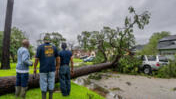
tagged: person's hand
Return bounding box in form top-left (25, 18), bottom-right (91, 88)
top-left (34, 68), bottom-right (37, 75)
top-left (55, 70), bottom-right (58, 76)
top-left (71, 69), bottom-right (74, 76)
top-left (56, 67), bottom-right (59, 76)
top-left (33, 68), bottom-right (37, 79)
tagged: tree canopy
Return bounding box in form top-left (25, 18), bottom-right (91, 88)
top-left (78, 7), bottom-right (151, 64)
top-left (0, 27), bottom-right (34, 63)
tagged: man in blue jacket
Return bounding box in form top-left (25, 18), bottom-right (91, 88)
top-left (34, 35), bottom-right (59, 99)
top-left (16, 39), bottom-right (33, 99)
top-left (58, 43), bottom-right (74, 96)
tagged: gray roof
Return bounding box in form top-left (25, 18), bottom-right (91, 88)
top-left (159, 35), bottom-right (176, 42)
top-left (157, 41), bottom-right (176, 50)
top-left (158, 35), bottom-right (176, 50)
top-left (158, 44), bottom-right (176, 50)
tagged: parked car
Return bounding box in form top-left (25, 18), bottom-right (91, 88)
top-left (139, 55), bottom-right (169, 74)
top-left (80, 55), bottom-right (88, 59)
top-left (83, 56), bottom-right (95, 62)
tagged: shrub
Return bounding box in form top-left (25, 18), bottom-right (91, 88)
top-left (114, 56), bottom-right (142, 75)
top-left (157, 61), bottom-right (176, 78)
top-left (93, 52), bottom-right (105, 64)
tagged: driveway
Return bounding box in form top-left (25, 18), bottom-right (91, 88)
top-left (94, 73), bottom-right (176, 99)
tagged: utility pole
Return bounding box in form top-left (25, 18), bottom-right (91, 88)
top-left (1, 0), bottom-right (14, 69)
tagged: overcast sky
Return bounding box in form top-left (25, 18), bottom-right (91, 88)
top-left (0, 0), bottom-right (176, 46)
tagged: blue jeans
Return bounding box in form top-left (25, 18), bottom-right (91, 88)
top-left (16, 73), bottom-right (29, 87)
top-left (39, 72), bottom-right (55, 92)
top-left (59, 65), bottom-right (71, 96)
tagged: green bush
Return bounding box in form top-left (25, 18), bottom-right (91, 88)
top-left (157, 61), bottom-right (176, 78)
top-left (93, 52), bottom-right (105, 64)
top-left (114, 56), bottom-right (142, 75)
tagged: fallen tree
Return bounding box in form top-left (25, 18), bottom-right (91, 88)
top-left (0, 62), bottom-right (112, 95)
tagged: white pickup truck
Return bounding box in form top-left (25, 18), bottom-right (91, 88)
top-left (139, 55), bottom-right (169, 74)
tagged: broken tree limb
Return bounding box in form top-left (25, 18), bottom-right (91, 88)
top-left (72, 62), bottom-right (112, 78)
top-left (0, 62), bottom-right (113, 95)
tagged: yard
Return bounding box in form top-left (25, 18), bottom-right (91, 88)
top-left (0, 82), bottom-right (104, 99)
top-left (0, 58), bottom-right (104, 99)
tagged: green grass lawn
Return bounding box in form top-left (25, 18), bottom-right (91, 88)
top-left (0, 83), bottom-right (104, 99)
top-left (73, 58), bottom-right (83, 63)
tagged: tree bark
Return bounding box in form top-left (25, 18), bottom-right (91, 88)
top-left (1, 0), bottom-right (14, 69)
top-left (0, 62), bottom-right (113, 95)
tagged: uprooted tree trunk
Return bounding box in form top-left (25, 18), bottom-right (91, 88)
top-left (0, 62), bottom-right (113, 95)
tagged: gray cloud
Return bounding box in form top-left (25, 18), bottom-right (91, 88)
top-left (0, 0), bottom-right (176, 46)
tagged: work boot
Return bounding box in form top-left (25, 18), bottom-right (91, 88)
top-left (20, 87), bottom-right (27, 99)
top-left (15, 86), bottom-right (21, 98)
top-left (49, 90), bottom-right (53, 99)
top-left (42, 91), bottom-right (46, 99)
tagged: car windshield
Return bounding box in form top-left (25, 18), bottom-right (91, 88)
top-left (147, 56), bottom-right (156, 61)
top-left (159, 56), bottom-right (168, 62)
